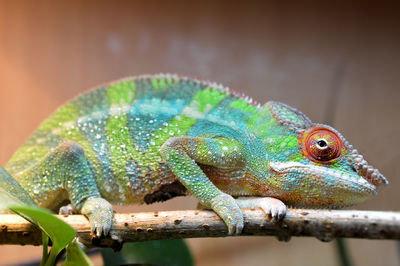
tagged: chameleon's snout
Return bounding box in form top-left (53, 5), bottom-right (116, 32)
top-left (269, 161), bottom-right (378, 207)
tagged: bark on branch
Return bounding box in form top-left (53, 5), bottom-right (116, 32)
top-left (0, 209), bottom-right (399, 248)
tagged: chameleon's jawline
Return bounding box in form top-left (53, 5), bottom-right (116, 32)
top-left (269, 161), bottom-right (377, 196)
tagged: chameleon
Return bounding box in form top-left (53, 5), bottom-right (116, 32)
top-left (0, 73), bottom-right (388, 236)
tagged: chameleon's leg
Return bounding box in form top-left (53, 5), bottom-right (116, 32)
top-left (36, 141), bottom-right (113, 237)
top-left (160, 137), bottom-right (246, 235)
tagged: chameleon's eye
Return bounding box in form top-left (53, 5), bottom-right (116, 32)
top-left (301, 127), bottom-right (343, 163)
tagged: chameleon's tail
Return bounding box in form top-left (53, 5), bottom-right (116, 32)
top-left (0, 166), bottom-right (37, 210)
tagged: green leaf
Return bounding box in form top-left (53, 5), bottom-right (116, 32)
top-left (101, 239), bottom-right (194, 266)
top-left (63, 241), bottom-right (93, 266)
top-left (9, 205), bottom-right (75, 246)
top-left (9, 205), bottom-right (76, 265)
top-left (41, 231), bottom-right (49, 265)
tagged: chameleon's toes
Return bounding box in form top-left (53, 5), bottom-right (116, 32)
top-left (81, 197), bottom-right (114, 237)
top-left (258, 197), bottom-right (287, 221)
top-left (230, 217), bottom-right (244, 235)
top-left (224, 211), bottom-right (244, 235)
top-left (225, 212), bottom-right (244, 235)
top-left (210, 193), bottom-right (244, 235)
top-left (91, 220), bottom-right (112, 237)
top-left (59, 204), bottom-right (74, 215)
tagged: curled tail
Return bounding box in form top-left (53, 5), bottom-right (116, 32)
top-left (0, 166), bottom-right (37, 209)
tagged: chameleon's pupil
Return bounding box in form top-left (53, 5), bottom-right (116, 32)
top-left (317, 139), bottom-right (328, 148)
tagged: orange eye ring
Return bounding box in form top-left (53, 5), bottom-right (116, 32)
top-left (300, 127), bottom-right (343, 163)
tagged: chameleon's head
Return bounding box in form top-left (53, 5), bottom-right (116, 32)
top-left (258, 101), bottom-right (388, 208)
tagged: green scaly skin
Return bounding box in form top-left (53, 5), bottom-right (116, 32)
top-left (1, 74), bottom-right (388, 236)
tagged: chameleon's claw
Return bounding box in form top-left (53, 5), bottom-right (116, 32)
top-left (81, 197), bottom-right (114, 237)
top-left (210, 193), bottom-right (244, 235)
top-left (232, 219), bottom-right (244, 235)
top-left (91, 221), bottom-right (105, 237)
top-left (277, 207), bottom-right (286, 220)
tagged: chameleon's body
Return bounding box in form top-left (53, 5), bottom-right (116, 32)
top-left (2, 74), bottom-right (387, 235)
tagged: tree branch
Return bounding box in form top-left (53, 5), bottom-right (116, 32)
top-left (1, 209), bottom-right (399, 248)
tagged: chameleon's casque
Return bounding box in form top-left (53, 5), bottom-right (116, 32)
top-left (2, 74), bottom-right (387, 235)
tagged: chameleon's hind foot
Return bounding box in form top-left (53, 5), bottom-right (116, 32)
top-left (81, 197), bottom-right (114, 237)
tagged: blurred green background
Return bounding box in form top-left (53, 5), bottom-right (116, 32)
top-left (0, 1), bottom-right (399, 265)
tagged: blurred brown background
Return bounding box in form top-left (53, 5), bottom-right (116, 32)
top-left (0, 1), bottom-right (399, 265)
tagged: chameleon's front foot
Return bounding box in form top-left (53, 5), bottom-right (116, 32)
top-left (210, 193), bottom-right (244, 235)
top-left (81, 198), bottom-right (114, 237)
top-left (59, 204), bottom-right (74, 215)
top-left (257, 197), bottom-right (287, 220)
top-left (236, 197), bottom-right (289, 241)
top-left (236, 197), bottom-right (287, 220)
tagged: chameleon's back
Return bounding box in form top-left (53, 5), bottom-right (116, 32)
top-left (6, 74), bottom-right (259, 206)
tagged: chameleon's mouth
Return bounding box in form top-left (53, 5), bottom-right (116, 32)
top-left (269, 161), bottom-right (377, 196)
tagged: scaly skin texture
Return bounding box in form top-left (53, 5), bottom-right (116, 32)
top-left (3, 74), bottom-right (388, 236)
